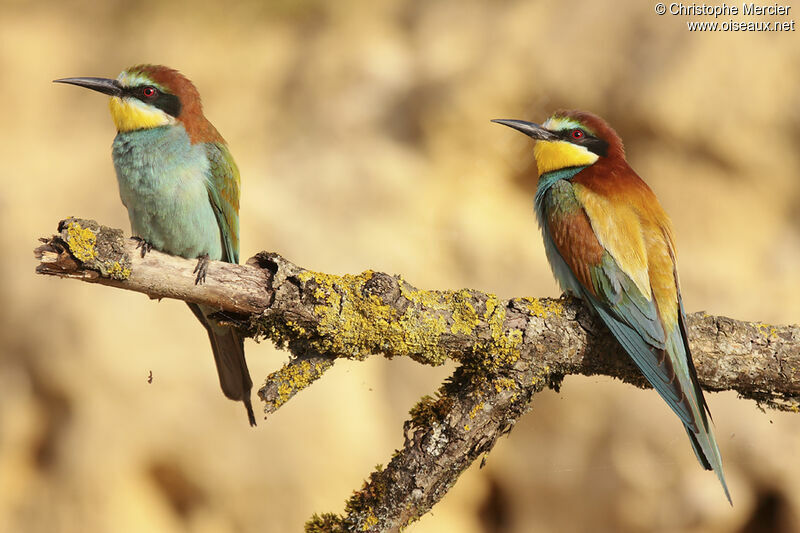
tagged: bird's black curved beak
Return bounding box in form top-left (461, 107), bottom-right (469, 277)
top-left (53, 77), bottom-right (123, 97)
top-left (491, 119), bottom-right (557, 141)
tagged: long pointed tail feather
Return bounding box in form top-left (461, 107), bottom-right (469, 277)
top-left (685, 425), bottom-right (731, 504)
top-left (188, 303), bottom-right (255, 426)
top-left (585, 292), bottom-right (730, 502)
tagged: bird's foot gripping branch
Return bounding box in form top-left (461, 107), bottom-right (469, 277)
top-left (35, 218), bottom-right (800, 532)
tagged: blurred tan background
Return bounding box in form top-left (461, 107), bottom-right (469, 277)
top-left (1, 0), bottom-right (799, 531)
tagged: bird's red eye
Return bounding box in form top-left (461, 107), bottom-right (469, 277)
top-left (571, 129), bottom-right (585, 140)
top-left (142, 86), bottom-right (157, 98)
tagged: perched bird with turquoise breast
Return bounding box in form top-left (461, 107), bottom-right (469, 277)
top-left (493, 110), bottom-right (730, 502)
top-left (55, 65), bottom-right (255, 425)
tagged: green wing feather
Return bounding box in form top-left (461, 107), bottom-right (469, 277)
top-left (585, 253), bottom-right (729, 500)
top-left (586, 253), bottom-right (699, 428)
top-left (578, 236), bottom-right (729, 501)
top-left (197, 141), bottom-right (253, 425)
top-left (204, 142), bottom-right (240, 264)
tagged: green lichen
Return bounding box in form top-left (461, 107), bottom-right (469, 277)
top-left (65, 221), bottom-right (97, 262)
top-left (305, 513), bottom-right (344, 533)
top-left (341, 469), bottom-right (391, 533)
top-left (408, 394), bottom-right (455, 428)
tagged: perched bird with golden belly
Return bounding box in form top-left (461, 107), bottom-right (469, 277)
top-left (55, 65), bottom-right (254, 425)
top-left (493, 110), bottom-right (730, 502)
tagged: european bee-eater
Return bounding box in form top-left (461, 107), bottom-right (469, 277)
top-left (55, 65), bottom-right (255, 426)
top-left (493, 111), bottom-right (730, 502)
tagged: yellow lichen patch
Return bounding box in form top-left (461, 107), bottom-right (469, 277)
top-left (531, 366), bottom-right (550, 386)
top-left (469, 401), bottom-right (484, 419)
top-left (492, 377), bottom-right (517, 394)
top-left (398, 281), bottom-right (448, 311)
top-left (285, 321), bottom-right (306, 336)
top-left (464, 424), bottom-right (471, 431)
top-left (484, 294), bottom-right (498, 320)
top-left (521, 297), bottom-right (564, 318)
top-left (264, 269), bottom-right (526, 373)
top-left (450, 289), bottom-right (480, 335)
top-left (361, 514), bottom-right (378, 531)
top-left (65, 221), bottom-right (97, 263)
top-left (451, 292), bottom-right (525, 375)
top-left (757, 323), bottom-right (778, 339)
top-left (105, 261), bottom-right (131, 280)
top-left (292, 269), bottom-right (452, 365)
top-left (269, 359), bottom-right (331, 409)
top-left (491, 377), bottom-right (519, 403)
top-left (527, 365), bottom-right (556, 396)
top-left (479, 298), bottom-right (524, 371)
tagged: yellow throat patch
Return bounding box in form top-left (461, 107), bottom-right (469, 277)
top-left (108, 96), bottom-right (173, 132)
top-left (533, 117), bottom-right (599, 175)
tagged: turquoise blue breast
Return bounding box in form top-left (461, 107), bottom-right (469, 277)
top-left (111, 125), bottom-right (223, 260)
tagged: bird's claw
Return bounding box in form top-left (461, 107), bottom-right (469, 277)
top-left (132, 237), bottom-right (153, 258)
top-left (193, 254), bottom-right (210, 285)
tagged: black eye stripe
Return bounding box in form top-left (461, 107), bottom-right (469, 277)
top-left (583, 137), bottom-right (609, 157)
top-left (559, 128), bottom-right (589, 141)
top-left (558, 127), bottom-right (608, 157)
top-left (124, 85), bottom-right (182, 118)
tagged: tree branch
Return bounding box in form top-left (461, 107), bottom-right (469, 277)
top-left (35, 218), bottom-right (800, 532)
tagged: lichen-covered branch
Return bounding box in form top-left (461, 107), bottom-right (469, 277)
top-left (35, 218), bottom-right (800, 532)
top-left (36, 218), bottom-right (272, 312)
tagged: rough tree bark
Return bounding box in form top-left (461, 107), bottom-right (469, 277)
top-left (35, 218), bottom-right (800, 532)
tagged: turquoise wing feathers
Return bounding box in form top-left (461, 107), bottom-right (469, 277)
top-left (204, 141), bottom-right (241, 264)
top-left (586, 254), bottom-right (701, 429)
